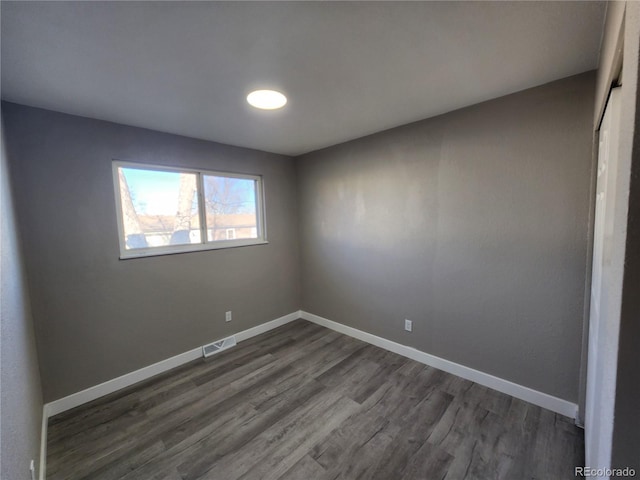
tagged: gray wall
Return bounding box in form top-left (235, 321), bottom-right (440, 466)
top-left (1, 116), bottom-right (44, 477)
top-left (297, 72), bottom-right (595, 402)
top-left (3, 102), bottom-right (300, 402)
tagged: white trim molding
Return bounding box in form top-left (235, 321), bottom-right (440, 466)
top-left (300, 311), bottom-right (578, 419)
top-left (235, 311), bottom-right (300, 343)
top-left (43, 311), bottom-right (300, 419)
top-left (39, 405), bottom-right (49, 480)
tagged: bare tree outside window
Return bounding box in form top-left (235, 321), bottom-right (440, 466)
top-left (203, 175), bottom-right (258, 242)
top-left (118, 168), bottom-right (148, 249)
top-left (171, 173), bottom-right (198, 245)
top-left (118, 168), bottom-right (200, 249)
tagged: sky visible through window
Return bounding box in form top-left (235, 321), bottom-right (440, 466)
top-left (123, 168), bottom-right (183, 215)
top-left (122, 168), bottom-right (256, 216)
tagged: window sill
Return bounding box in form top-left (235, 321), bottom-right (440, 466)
top-left (119, 240), bottom-right (269, 260)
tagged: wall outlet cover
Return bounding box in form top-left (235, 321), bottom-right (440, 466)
top-left (405, 319), bottom-right (413, 332)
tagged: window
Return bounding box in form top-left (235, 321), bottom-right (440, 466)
top-left (113, 161), bottom-right (266, 258)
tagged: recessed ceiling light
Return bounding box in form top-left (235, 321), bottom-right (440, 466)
top-left (247, 89), bottom-right (287, 110)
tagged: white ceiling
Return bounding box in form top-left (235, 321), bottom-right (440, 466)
top-left (1, 1), bottom-right (605, 156)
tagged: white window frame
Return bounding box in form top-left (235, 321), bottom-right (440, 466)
top-left (112, 160), bottom-right (267, 259)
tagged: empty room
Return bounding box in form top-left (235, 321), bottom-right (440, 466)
top-left (1, 1), bottom-right (639, 479)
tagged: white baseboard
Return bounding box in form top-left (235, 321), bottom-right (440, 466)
top-left (300, 310), bottom-right (578, 419)
top-left (235, 311), bottom-right (301, 343)
top-left (44, 311), bottom-right (300, 419)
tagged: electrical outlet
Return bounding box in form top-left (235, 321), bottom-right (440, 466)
top-left (404, 319), bottom-right (412, 332)
top-left (29, 460), bottom-right (35, 480)
top-left (225, 311), bottom-right (232, 322)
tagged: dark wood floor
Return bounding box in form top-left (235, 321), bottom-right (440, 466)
top-left (47, 320), bottom-right (584, 480)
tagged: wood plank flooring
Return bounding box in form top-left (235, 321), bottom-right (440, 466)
top-left (47, 320), bottom-right (584, 480)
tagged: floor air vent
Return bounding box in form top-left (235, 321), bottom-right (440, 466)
top-left (202, 336), bottom-right (237, 358)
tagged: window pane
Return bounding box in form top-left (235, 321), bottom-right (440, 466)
top-left (202, 175), bottom-right (258, 242)
top-left (118, 167), bottom-right (200, 249)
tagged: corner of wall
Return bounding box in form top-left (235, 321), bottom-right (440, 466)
top-left (1, 109), bottom-right (45, 480)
